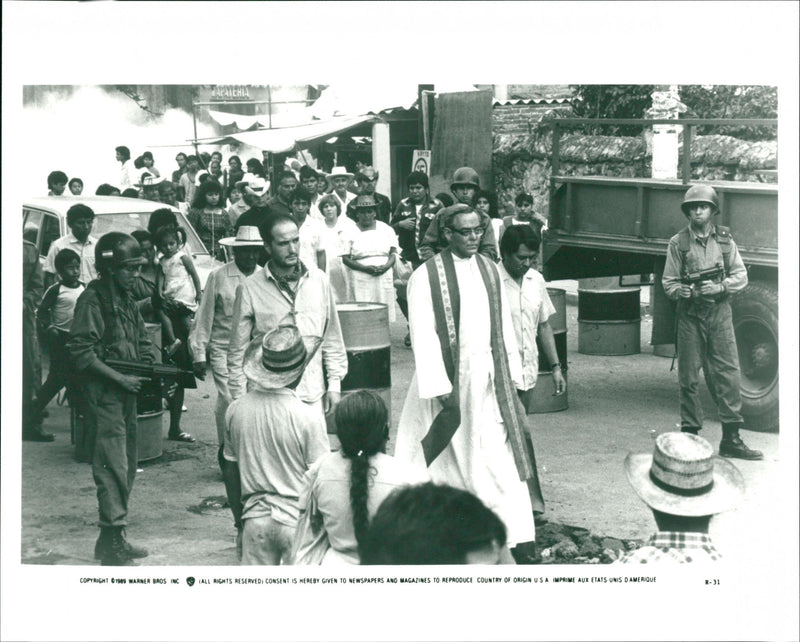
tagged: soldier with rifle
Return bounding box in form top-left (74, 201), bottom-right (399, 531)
top-left (662, 185), bottom-right (762, 460)
top-left (68, 232), bottom-right (174, 565)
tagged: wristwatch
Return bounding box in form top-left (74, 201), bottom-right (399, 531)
top-left (551, 361), bottom-right (561, 370)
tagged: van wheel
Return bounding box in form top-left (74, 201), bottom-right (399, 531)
top-left (732, 280), bottom-right (779, 432)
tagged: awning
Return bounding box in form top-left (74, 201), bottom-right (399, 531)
top-left (207, 108), bottom-right (313, 130)
top-left (193, 114), bottom-right (379, 152)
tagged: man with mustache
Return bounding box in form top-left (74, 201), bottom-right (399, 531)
top-left (227, 214), bottom-right (347, 425)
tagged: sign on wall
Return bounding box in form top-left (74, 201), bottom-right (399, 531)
top-left (211, 85), bottom-right (251, 101)
top-left (411, 150), bottom-right (431, 176)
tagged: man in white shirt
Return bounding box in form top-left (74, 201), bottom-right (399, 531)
top-left (289, 187), bottom-right (326, 271)
top-left (327, 166), bottom-right (355, 215)
top-left (115, 146), bottom-right (137, 192)
top-left (223, 324), bottom-right (329, 564)
top-left (498, 225), bottom-right (566, 401)
top-left (44, 203), bottom-right (98, 289)
top-left (189, 226), bottom-right (263, 462)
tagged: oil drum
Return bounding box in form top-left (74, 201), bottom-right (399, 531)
top-left (522, 287), bottom-right (569, 414)
top-left (326, 302), bottom-right (391, 434)
top-left (578, 278), bottom-right (641, 356)
top-left (136, 323), bottom-right (164, 462)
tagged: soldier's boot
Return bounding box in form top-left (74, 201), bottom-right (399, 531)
top-left (94, 526), bottom-right (111, 560)
top-left (719, 422), bottom-right (763, 461)
top-left (99, 527), bottom-right (136, 566)
top-left (680, 426), bottom-right (700, 436)
top-left (95, 526), bottom-right (148, 560)
top-left (119, 528), bottom-right (149, 559)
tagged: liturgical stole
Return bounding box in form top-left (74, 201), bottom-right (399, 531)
top-left (421, 250), bottom-right (543, 498)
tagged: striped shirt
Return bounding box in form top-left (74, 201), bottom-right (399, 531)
top-left (617, 531), bottom-right (722, 564)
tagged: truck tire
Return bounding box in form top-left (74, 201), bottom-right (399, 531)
top-left (731, 280), bottom-right (779, 432)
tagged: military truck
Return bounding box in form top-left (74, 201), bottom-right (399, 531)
top-left (542, 118), bottom-right (778, 432)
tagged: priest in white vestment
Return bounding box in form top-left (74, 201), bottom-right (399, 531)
top-left (395, 205), bottom-right (543, 548)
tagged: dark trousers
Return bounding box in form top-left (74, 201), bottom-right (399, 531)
top-left (36, 330), bottom-right (77, 412)
top-left (84, 379), bottom-right (138, 527)
top-left (22, 311), bottom-right (41, 430)
top-left (677, 300), bottom-right (743, 430)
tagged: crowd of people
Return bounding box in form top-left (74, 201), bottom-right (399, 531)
top-left (23, 145), bottom-right (758, 566)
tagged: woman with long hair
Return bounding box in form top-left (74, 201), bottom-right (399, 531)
top-left (223, 155), bottom-right (245, 201)
top-left (291, 391), bottom-right (427, 565)
top-left (188, 180), bottom-right (232, 261)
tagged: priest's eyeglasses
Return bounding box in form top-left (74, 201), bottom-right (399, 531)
top-left (448, 226), bottom-right (485, 238)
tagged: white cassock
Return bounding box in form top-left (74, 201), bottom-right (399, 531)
top-left (394, 253), bottom-right (536, 546)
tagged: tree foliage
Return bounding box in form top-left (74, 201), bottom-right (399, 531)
top-left (568, 84), bottom-right (777, 141)
top-left (569, 85), bottom-right (655, 135)
top-left (679, 85), bottom-right (777, 140)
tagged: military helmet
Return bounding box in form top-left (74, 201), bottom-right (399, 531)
top-left (95, 232), bottom-right (147, 273)
top-left (450, 167), bottom-right (481, 191)
top-left (681, 185), bottom-right (720, 216)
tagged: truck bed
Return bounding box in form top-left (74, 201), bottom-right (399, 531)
top-left (547, 176), bottom-right (778, 275)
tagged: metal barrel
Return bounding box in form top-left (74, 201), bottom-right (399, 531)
top-left (326, 302), bottom-right (391, 434)
top-left (577, 278), bottom-right (641, 356)
top-left (137, 323), bottom-right (164, 462)
top-left (524, 287), bottom-right (569, 414)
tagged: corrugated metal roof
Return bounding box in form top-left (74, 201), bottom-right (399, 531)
top-left (492, 97), bottom-right (572, 106)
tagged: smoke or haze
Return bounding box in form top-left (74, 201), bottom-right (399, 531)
top-left (23, 86), bottom-right (219, 196)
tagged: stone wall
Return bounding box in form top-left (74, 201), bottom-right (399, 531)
top-left (492, 103), bottom-right (572, 135)
top-left (492, 127), bottom-right (777, 219)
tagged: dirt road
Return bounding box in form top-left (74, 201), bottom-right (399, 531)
top-left (20, 293), bottom-right (780, 566)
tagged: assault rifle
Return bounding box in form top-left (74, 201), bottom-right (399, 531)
top-left (105, 358), bottom-right (197, 389)
top-left (682, 263), bottom-right (725, 298)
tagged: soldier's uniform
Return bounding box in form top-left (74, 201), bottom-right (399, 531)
top-left (661, 185), bottom-right (762, 460)
top-left (68, 278), bottom-right (154, 540)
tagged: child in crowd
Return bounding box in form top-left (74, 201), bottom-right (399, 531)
top-left (476, 189), bottom-right (502, 257)
top-left (68, 178), bottom-right (84, 195)
top-left (33, 248), bottom-right (85, 424)
top-left (154, 226), bottom-right (202, 356)
top-left (226, 183), bottom-right (249, 223)
top-left (502, 193), bottom-right (548, 237)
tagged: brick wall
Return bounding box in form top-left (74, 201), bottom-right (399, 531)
top-left (492, 103), bottom-right (572, 135)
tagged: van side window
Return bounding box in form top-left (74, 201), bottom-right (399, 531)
top-left (40, 214), bottom-right (61, 258)
top-left (23, 209), bottom-right (43, 246)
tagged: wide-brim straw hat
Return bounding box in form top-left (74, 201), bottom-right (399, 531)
top-left (243, 325), bottom-right (322, 390)
top-left (624, 432), bottom-right (745, 517)
top-left (219, 225), bottom-right (263, 247)
top-left (353, 194), bottom-right (379, 210)
top-left (329, 166), bottom-right (354, 180)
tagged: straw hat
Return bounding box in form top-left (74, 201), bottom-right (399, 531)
top-left (219, 226), bottom-right (263, 247)
top-left (624, 432), bottom-right (745, 517)
top-left (243, 325), bottom-right (322, 389)
top-left (329, 166), bottom-right (354, 180)
top-left (353, 194), bottom-right (378, 210)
